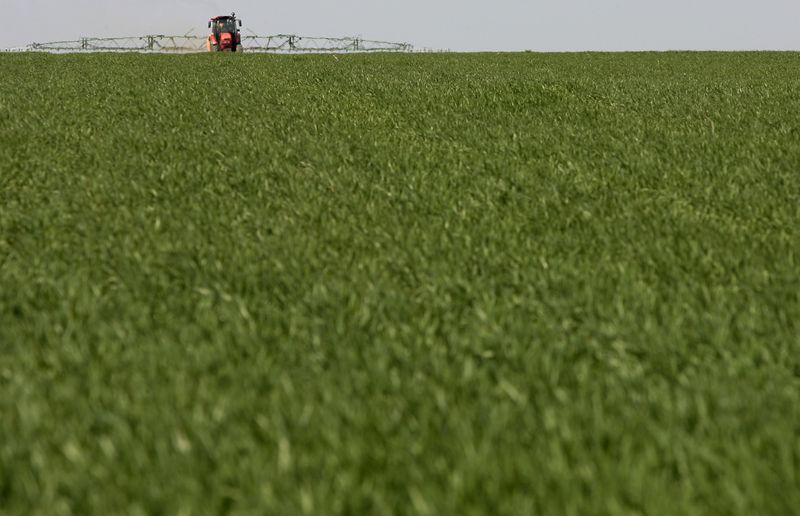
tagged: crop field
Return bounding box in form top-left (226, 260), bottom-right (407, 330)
top-left (1, 51), bottom-right (799, 514)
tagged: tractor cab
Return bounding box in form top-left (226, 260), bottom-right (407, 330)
top-left (207, 13), bottom-right (242, 52)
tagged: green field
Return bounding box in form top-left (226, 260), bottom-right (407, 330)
top-left (1, 52), bottom-right (799, 514)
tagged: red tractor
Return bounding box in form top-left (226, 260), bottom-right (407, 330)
top-left (207, 13), bottom-right (242, 52)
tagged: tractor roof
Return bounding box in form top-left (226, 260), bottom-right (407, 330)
top-left (210, 15), bottom-right (235, 21)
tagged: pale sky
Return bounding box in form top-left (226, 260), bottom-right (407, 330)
top-left (4, 0), bottom-right (800, 51)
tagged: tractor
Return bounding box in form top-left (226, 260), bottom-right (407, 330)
top-left (207, 13), bottom-right (242, 52)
